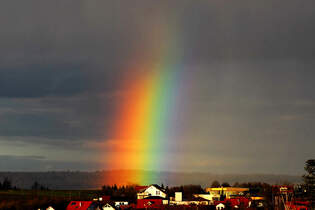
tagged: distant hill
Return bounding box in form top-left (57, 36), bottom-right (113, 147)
top-left (0, 170), bottom-right (302, 190)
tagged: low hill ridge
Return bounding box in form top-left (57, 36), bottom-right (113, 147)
top-left (0, 170), bottom-right (302, 190)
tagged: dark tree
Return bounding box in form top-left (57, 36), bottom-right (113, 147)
top-left (233, 182), bottom-right (240, 187)
top-left (101, 185), bottom-right (137, 202)
top-left (2, 177), bottom-right (12, 190)
top-left (303, 159), bottom-right (315, 208)
top-left (165, 185), bottom-right (169, 194)
top-left (211, 180), bottom-right (220, 187)
top-left (32, 181), bottom-right (40, 190)
top-left (221, 182), bottom-right (231, 187)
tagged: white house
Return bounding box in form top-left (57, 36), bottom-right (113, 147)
top-left (114, 201), bottom-right (128, 208)
top-left (175, 192), bottom-right (182, 202)
top-left (137, 184), bottom-right (167, 199)
top-left (193, 194), bottom-right (215, 202)
top-left (216, 203), bottom-right (225, 210)
top-left (102, 203), bottom-right (115, 210)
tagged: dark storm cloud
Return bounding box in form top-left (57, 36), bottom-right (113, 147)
top-left (0, 0), bottom-right (315, 173)
top-left (1, 0), bottom-right (314, 99)
top-left (0, 64), bottom-right (91, 98)
top-left (0, 155), bottom-right (99, 171)
top-left (0, 155), bottom-right (45, 160)
top-left (178, 0), bottom-right (315, 61)
top-left (0, 95), bottom-right (115, 143)
top-left (1, 0), bottom-right (314, 67)
top-left (0, 111), bottom-right (81, 139)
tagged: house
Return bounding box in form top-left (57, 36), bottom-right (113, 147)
top-left (226, 197), bottom-right (250, 208)
top-left (136, 184), bottom-right (167, 199)
top-left (194, 187), bottom-right (250, 204)
top-left (175, 192), bottom-right (182, 202)
top-left (67, 201), bottom-right (110, 210)
top-left (137, 196), bottom-right (164, 209)
top-left (169, 192), bottom-right (210, 206)
top-left (193, 194), bottom-right (214, 202)
top-left (205, 187), bottom-right (249, 200)
top-left (114, 201), bottom-right (128, 208)
top-left (190, 196), bottom-right (211, 205)
top-left (285, 201), bottom-right (309, 210)
top-left (170, 198), bottom-right (209, 206)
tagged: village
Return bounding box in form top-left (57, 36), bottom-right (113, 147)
top-left (62, 183), bottom-right (310, 210)
top-left (1, 172), bottom-right (313, 210)
top-left (0, 163), bottom-right (314, 210)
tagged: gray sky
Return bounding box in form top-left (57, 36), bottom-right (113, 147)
top-left (0, 0), bottom-right (314, 175)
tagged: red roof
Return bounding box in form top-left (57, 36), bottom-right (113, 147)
top-left (135, 185), bottom-right (148, 192)
top-left (66, 201), bottom-right (93, 210)
top-left (137, 198), bottom-right (163, 209)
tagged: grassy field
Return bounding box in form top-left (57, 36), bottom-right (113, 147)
top-left (0, 189), bottom-right (101, 210)
top-left (0, 189), bottom-right (102, 199)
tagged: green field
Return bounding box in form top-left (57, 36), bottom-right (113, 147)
top-left (0, 190), bottom-right (101, 210)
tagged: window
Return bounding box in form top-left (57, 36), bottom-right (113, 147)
top-left (156, 191), bottom-right (160, 195)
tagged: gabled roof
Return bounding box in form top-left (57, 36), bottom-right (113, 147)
top-left (151, 184), bottom-right (166, 193)
top-left (136, 184), bottom-right (166, 193)
top-left (103, 203), bottom-right (114, 209)
top-left (135, 185), bottom-right (148, 192)
top-left (216, 203), bottom-right (225, 207)
top-left (66, 201), bottom-right (93, 210)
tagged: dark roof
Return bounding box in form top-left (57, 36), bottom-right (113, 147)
top-left (151, 184), bottom-right (166, 193)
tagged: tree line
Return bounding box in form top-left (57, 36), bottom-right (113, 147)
top-left (0, 177), bottom-right (14, 190)
top-left (0, 177), bottom-right (49, 191)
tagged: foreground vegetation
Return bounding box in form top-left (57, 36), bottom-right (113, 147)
top-left (0, 189), bottom-right (101, 210)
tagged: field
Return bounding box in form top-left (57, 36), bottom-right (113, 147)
top-left (0, 190), bottom-right (101, 210)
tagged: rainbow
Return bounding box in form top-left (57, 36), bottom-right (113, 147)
top-left (103, 20), bottom-right (182, 185)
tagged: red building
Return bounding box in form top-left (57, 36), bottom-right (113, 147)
top-left (228, 197), bottom-right (250, 208)
top-left (213, 197), bottom-right (250, 209)
top-left (66, 201), bottom-right (108, 210)
top-left (285, 201), bottom-right (309, 210)
top-left (136, 196), bottom-right (164, 209)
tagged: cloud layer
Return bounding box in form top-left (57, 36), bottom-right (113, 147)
top-left (0, 0), bottom-right (314, 174)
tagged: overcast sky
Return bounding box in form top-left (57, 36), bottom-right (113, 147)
top-left (0, 0), bottom-right (314, 175)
